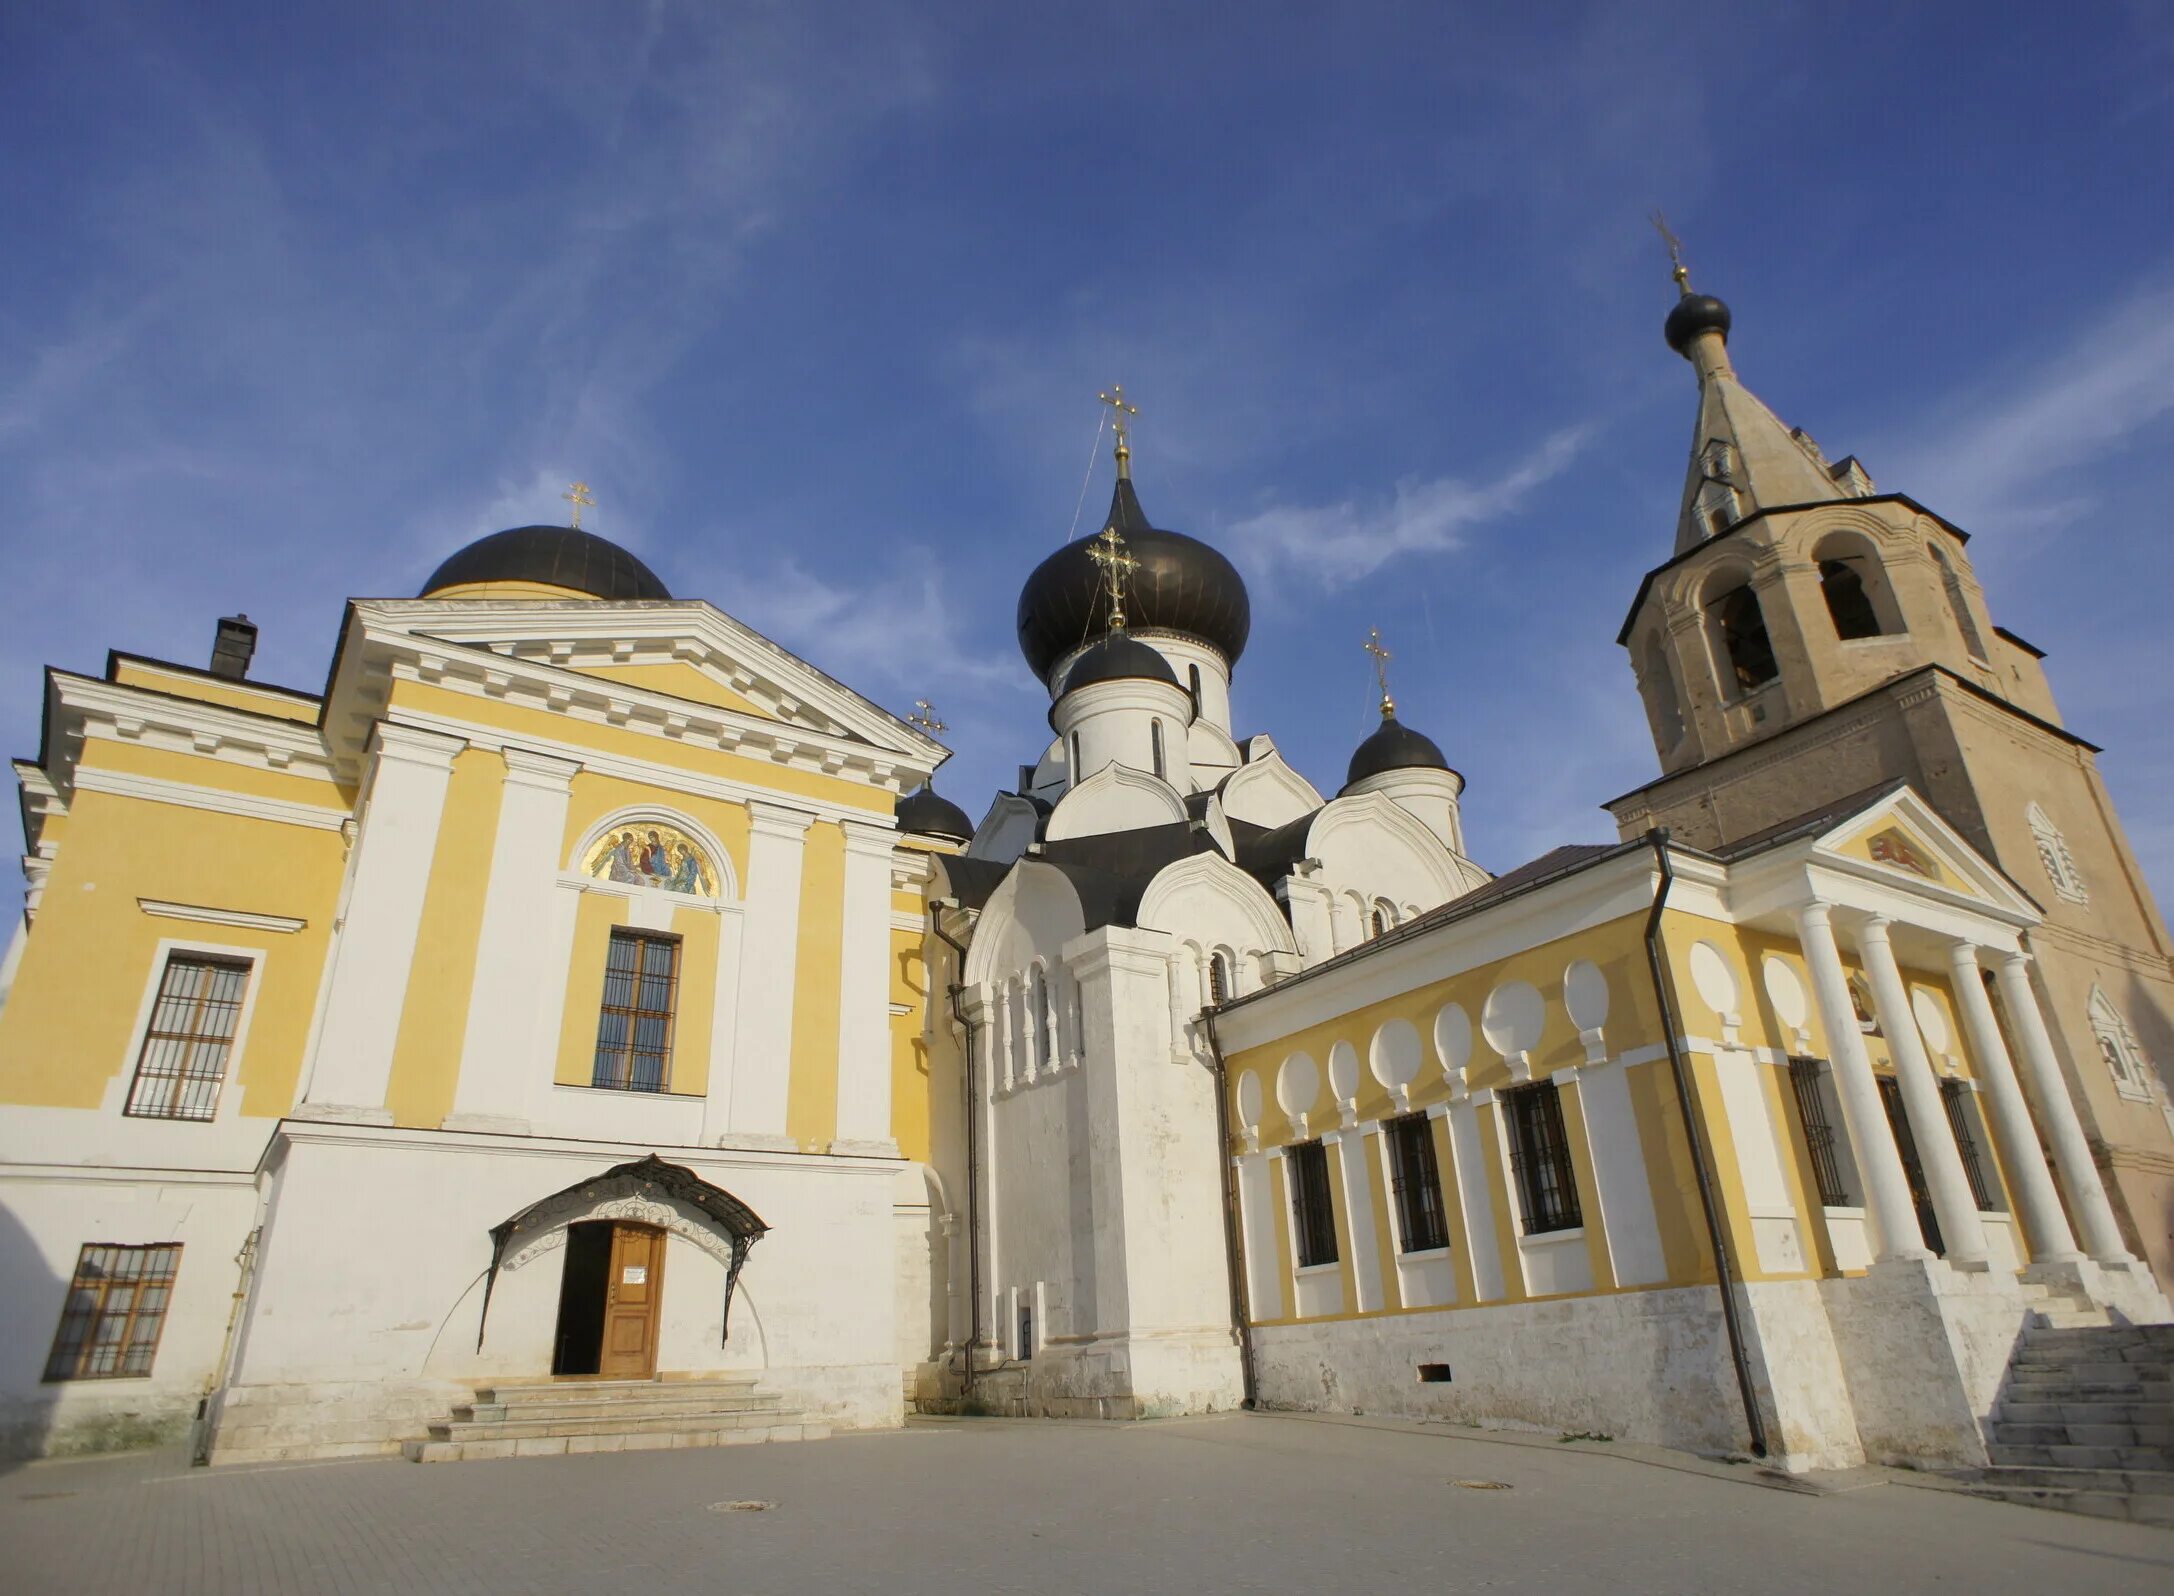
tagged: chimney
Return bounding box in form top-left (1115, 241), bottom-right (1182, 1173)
top-left (210, 614), bottom-right (257, 680)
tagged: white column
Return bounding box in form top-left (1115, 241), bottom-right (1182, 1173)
top-left (833, 822), bottom-right (900, 1153)
top-left (1994, 952), bottom-right (2136, 1265)
top-left (1948, 944), bottom-right (2081, 1265)
top-left (1794, 903), bottom-right (1929, 1261)
top-left (724, 800), bottom-right (812, 1146)
top-left (1444, 1093), bottom-right (1507, 1300)
top-left (295, 722), bottom-right (465, 1123)
top-left (1329, 1129), bottom-right (1385, 1313)
top-left (445, 748), bottom-right (580, 1133)
top-left (1857, 917), bottom-right (1990, 1268)
top-left (1569, 1056), bottom-right (1668, 1286)
top-left (1235, 1151), bottom-right (1285, 1320)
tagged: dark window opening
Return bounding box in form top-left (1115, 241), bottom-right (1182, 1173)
top-left (1151, 719), bottom-right (1166, 779)
top-left (1289, 1141), bottom-right (1338, 1268)
top-left (1018, 1304), bottom-right (1034, 1361)
top-left (551, 1220), bottom-right (613, 1375)
top-left (1188, 662), bottom-right (1203, 716)
top-left (125, 954), bottom-right (250, 1121)
top-left (1941, 1080), bottom-right (2003, 1212)
top-left (1819, 558), bottom-right (1885, 640)
top-left (1504, 1082), bottom-right (1582, 1235)
top-left (1386, 1113), bottom-right (1450, 1253)
top-left (1370, 903), bottom-right (1392, 939)
top-left (44, 1243), bottom-right (181, 1382)
top-left (1787, 1056), bottom-right (1854, 1207)
top-left (1877, 1076), bottom-right (1944, 1256)
top-left (1711, 585), bottom-right (1780, 695)
top-left (1069, 732), bottom-right (1082, 776)
top-left (1208, 952), bottom-right (1231, 1006)
top-left (1417, 1362), bottom-right (1453, 1383)
top-left (592, 929), bottom-right (680, 1091)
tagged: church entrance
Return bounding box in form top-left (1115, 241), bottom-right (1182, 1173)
top-left (551, 1221), bottom-right (667, 1378)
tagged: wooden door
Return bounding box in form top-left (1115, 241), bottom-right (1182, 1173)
top-left (598, 1223), bottom-right (666, 1379)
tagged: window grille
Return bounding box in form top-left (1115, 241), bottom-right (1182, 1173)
top-left (43, 1243), bottom-right (181, 1381)
top-left (1385, 1113), bottom-right (1449, 1253)
top-left (1787, 1056), bottom-right (1852, 1207)
top-left (125, 954), bottom-right (251, 1121)
top-left (591, 929), bottom-right (681, 1091)
top-left (1288, 1141), bottom-right (1338, 1268)
top-left (1503, 1082), bottom-right (1582, 1234)
top-left (1208, 952), bottom-right (1231, 1007)
top-left (1940, 1080), bottom-right (2001, 1212)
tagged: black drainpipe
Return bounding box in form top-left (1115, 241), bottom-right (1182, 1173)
top-left (1198, 1006), bottom-right (1259, 1409)
top-left (927, 899), bottom-right (982, 1399)
top-left (1643, 829), bottom-right (1769, 1459)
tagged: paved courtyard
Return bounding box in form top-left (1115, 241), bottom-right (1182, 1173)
top-left (4, 1413), bottom-right (2170, 1595)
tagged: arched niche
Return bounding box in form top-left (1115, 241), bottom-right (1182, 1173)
top-left (1811, 527), bottom-right (1904, 640)
top-left (571, 808), bottom-right (739, 900)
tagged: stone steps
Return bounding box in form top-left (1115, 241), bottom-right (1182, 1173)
top-left (405, 1376), bottom-right (825, 1464)
top-left (1961, 1322), bottom-right (2174, 1525)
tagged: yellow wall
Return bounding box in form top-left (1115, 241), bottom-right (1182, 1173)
top-left (0, 784), bottom-right (346, 1115)
top-left (574, 661), bottom-right (771, 720)
top-left (786, 823), bottom-right (846, 1150)
top-left (110, 659), bottom-right (322, 724)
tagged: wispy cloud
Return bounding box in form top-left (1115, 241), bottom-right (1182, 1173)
top-left (1890, 273), bottom-right (2174, 540)
top-left (1221, 425), bottom-right (1595, 588)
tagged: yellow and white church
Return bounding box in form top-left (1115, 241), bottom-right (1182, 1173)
top-left (2, 275), bottom-right (2171, 1477)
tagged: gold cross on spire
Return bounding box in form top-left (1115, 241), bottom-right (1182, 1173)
top-left (907, 699), bottom-right (948, 736)
top-left (1085, 524), bottom-right (1141, 631)
top-left (1650, 211), bottom-right (1691, 297)
top-left (1097, 385), bottom-right (1140, 481)
top-left (1364, 627), bottom-right (1395, 718)
top-left (562, 481), bottom-right (596, 528)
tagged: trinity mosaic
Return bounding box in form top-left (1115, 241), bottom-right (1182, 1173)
top-left (584, 823), bottom-right (716, 896)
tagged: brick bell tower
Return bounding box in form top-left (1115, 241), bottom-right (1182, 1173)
top-left (1604, 253), bottom-right (2174, 1283)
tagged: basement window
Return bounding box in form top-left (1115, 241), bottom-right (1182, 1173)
top-left (1417, 1363), bottom-right (1452, 1383)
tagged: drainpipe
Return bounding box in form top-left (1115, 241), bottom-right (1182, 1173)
top-left (1198, 1006), bottom-right (1259, 1409)
top-left (191, 1223), bottom-right (261, 1465)
top-left (1643, 829), bottom-right (1768, 1459)
top-left (927, 898), bottom-right (982, 1399)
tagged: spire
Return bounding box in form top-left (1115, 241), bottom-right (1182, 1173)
top-left (1650, 226), bottom-right (1872, 554)
top-left (1098, 384), bottom-right (1139, 482)
top-left (1364, 627), bottom-right (1395, 719)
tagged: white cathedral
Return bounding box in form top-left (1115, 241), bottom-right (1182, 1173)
top-left (2, 275), bottom-right (2170, 1496)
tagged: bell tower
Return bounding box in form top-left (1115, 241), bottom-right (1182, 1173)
top-left (1605, 260), bottom-right (2174, 1284)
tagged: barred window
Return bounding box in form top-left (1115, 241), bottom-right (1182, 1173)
top-left (1288, 1141), bottom-right (1338, 1268)
top-left (125, 954), bottom-right (251, 1121)
top-left (1940, 1080), bottom-right (2004, 1212)
top-left (1385, 1113), bottom-right (1449, 1254)
top-left (592, 930), bottom-right (680, 1092)
top-left (1503, 1081), bottom-right (1582, 1235)
top-left (1787, 1056), bottom-right (1856, 1208)
top-left (44, 1243), bottom-right (181, 1381)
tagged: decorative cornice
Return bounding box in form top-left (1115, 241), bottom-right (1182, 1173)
top-left (72, 765), bottom-right (350, 832)
top-left (138, 898), bottom-right (307, 933)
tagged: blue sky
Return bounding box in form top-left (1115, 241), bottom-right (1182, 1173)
top-left (6, 3), bottom-right (2174, 926)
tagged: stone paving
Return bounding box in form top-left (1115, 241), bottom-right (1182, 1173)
top-left (4, 1413), bottom-right (2172, 1595)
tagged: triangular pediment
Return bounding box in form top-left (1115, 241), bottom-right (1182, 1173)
top-left (1816, 787), bottom-right (2032, 913)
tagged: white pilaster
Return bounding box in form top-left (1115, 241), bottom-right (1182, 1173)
top-left (1794, 902), bottom-right (1929, 1262)
top-left (1569, 1055), bottom-right (1668, 1286)
top-left (1329, 1128), bottom-right (1385, 1313)
top-left (699, 903), bottom-right (749, 1143)
top-left (1444, 1092), bottom-right (1507, 1301)
top-left (1947, 943), bottom-right (2081, 1265)
top-left (1994, 952), bottom-right (2136, 1266)
top-left (1235, 1151), bottom-right (1285, 1321)
top-left (444, 747), bottom-right (580, 1133)
top-left (725, 801), bottom-right (812, 1145)
top-left (1857, 917), bottom-right (1990, 1268)
top-left (832, 821), bottom-right (900, 1153)
top-left (295, 722), bottom-right (465, 1123)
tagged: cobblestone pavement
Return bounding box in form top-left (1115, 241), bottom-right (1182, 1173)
top-left (5, 1414), bottom-right (2171, 1595)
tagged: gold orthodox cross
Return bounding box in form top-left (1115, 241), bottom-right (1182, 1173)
top-left (1650, 211), bottom-right (1690, 295)
top-left (563, 481), bottom-right (596, 528)
top-left (1098, 385), bottom-right (1140, 479)
top-left (908, 699), bottom-right (948, 736)
top-left (1086, 524), bottom-right (1141, 631)
top-left (1365, 627), bottom-right (1395, 717)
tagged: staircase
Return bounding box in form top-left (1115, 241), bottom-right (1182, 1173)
top-left (1954, 1314), bottom-right (2174, 1527)
top-left (404, 1377), bottom-right (828, 1463)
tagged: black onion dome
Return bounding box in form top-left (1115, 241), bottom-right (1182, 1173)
top-left (1346, 715), bottom-right (1451, 787)
top-left (897, 783), bottom-right (974, 842)
top-left (1664, 292), bottom-right (1732, 356)
top-left (1059, 629), bottom-right (1181, 694)
top-left (1017, 479), bottom-right (1250, 681)
top-left (422, 525), bottom-right (671, 601)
